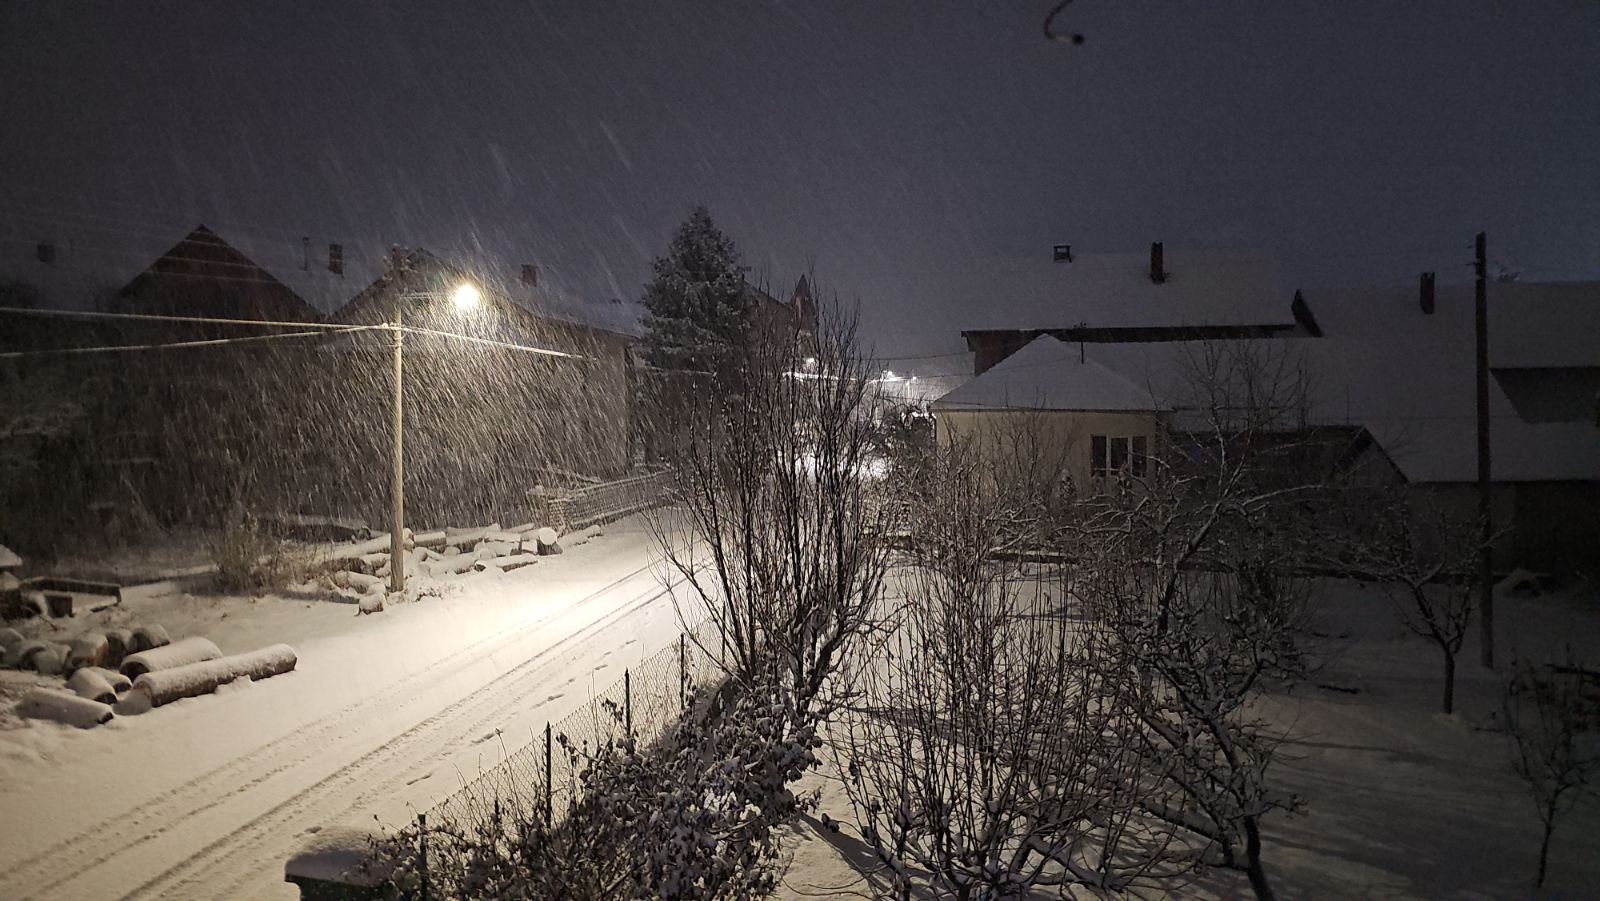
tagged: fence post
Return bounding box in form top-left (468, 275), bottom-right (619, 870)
top-left (543, 722), bottom-right (553, 827)
top-left (624, 668), bottom-right (633, 737)
top-left (679, 633), bottom-right (687, 711)
top-left (417, 812), bottom-right (428, 901)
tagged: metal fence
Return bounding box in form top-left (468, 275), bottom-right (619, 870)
top-left (429, 619), bottom-right (725, 831)
top-left (547, 469), bottom-right (673, 532)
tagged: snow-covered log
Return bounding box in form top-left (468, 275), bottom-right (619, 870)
top-left (535, 527), bottom-right (562, 556)
top-left (423, 555), bottom-right (479, 577)
top-left (68, 633), bottom-right (109, 671)
top-left (84, 666), bottom-right (131, 693)
top-left (496, 553), bottom-right (540, 572)
top-left (4, 638), bottom-right (48, 669)
top-left (412, 530), bottom-right (447, 549)
top-left (121, 636), bottom-right (224, 678)
top-left (357, 552), bottom-right (389, 574)
top-left (474, 540), bottom-right (517, 560)
top-left (325, 530), bottom-right (414, 562)
top-left (484, 529), bottom-right (523, 544)
top-left (67, 667), bottom-right (120, 704)
top-left (332, 571), bottom-right (385, 593)
top-left (129, 624), bottom-right (171, 653)
top-left (0, 627), bottom-right (23, 652)
top-left (130, 644), bottom-right (297, 706)
top-left (358, 593), bottom-right (384, 615)
top-left (0, 543), bottom-right (20, 569)
top-left (103, 628), bottom-right (134, 666)
top-left (32, 643), bottom-right (68, 675)
top-left (18, 688), bottom-right (113, 728)
top-left (444, 524), bottom-right (501, 549)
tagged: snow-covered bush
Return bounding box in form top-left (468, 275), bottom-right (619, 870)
top-left (375, 682), bottom-right (815, 899)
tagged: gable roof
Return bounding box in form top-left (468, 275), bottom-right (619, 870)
top-left (933, 336), bottom-right (1164, 412)
top-left (0, 208), bottom-right (372, 315)
top-left (331, 248), bottom-right (640, 344)
top-left (1307, 278), bottom-right (1600, 369)
top-left (953, 248), bottom-right (1298, 334)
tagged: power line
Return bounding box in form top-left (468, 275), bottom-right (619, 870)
top-left (0, 305), bottom-right (345, 330)
top-left (0, 325), bottom-right (379, 360)
top-left (397, 324), bottom-right (582, 360)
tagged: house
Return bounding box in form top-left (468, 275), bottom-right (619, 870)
top-left (328, 248), bottom-right (642, 486)
top-left (959, 243), bottom-right (1317, 376)
top-left (933, 260), bottom-right (1600, 572)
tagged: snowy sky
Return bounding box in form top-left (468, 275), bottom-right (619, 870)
top-left (2, 1), bottom-right (1597, 370)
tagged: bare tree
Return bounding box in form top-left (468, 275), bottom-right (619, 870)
top-left (653, 298), bottom-right (892, 728)
top-left (1066, 340), bottom-right (1321, 901)
top-left (1349, 501), bottom-right (1486, 714)
top-left (1503, 656), bottom-right (1600, 889)
top-left (836, 433), bottom-right (1186, 898)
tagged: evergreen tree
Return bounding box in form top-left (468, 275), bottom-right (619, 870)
top-left (640, 206), bottom-right (755, 375)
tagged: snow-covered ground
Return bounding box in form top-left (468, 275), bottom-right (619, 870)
top-left (0, 516), bottom-right (691, 900)
top-left (776, 578), bottom-right (1600, 900)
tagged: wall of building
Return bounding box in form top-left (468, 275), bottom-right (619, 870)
top-left (933, 408), bottom-right (1165, 487)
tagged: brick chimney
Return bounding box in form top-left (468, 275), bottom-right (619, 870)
top-left (521, 264), bottom-right (539, 288)
top-left (1053, 243), bottom-right (1072, 262)
top-left (1419, 271), bottom-right (1435, 315)
top-left (1149, 241), bottom-right (1166, 284)
top-left (328, 243), bottom-right (344, 275)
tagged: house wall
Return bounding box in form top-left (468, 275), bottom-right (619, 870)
top-left (1409, 481), bottom-right (1600, 574)
top-left (933, 408), bottom-right (1165, 487)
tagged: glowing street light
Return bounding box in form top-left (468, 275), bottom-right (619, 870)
top-left (450, 282), bottom-right (481, 312)
top-left (387, 280), bottom-right (480, 593)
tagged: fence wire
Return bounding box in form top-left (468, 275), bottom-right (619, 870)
top-left (430, 618), bottom-right (726, 831)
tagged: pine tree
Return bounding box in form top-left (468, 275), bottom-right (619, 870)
top-left (640, 206), bottom-right (755, 376)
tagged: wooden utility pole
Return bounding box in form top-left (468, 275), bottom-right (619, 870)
top-left (1475, 232), bottom-right (1494, 669)
top-left (390, 305), bottom-right (407, 595)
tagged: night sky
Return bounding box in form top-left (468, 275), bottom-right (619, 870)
top-left (3, 1), bottom-right (1597, 367)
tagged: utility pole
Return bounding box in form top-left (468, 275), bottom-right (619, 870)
top-left (1475, 232), bottom-right (1494, 669)
top-left (390, 304), bottom-right (407, 595)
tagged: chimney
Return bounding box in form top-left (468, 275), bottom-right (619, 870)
top-left (521, 264), bottom-right (539, 288)
top-left (301, 236), bottom-right (310, 271)
top-left (1053, 243), bottom-right (1072, 262)
top-left (1149, 242), bottom-right (1166, 284)
top-left (328, 242), bottom-right (344, 276)
top-left (1419, 271), bottom-right (1435, 315)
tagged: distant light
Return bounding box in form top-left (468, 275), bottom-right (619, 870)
top-left (451, 282), bottom-right (481, 312)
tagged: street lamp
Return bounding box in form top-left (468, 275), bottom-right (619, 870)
top-left (389, 281), bottom-right (479, 594)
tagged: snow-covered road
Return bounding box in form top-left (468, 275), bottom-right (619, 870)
top-left (0, 521), bottom-right (687, 900)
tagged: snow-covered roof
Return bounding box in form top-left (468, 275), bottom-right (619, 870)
top-left (952, 248), bottom-right (1297, 333)
top-left (936, 329), bottom-right (1600, 484)
top-left (0, 207), bottom-right (374, 314)
top-left (1307, 278), bottom-right (1600, 370)
top-left (933, 336), bottom-right (1165, 412)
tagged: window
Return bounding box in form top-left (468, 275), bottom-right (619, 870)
top-left (1092, 434), bottom-right (1149, 479)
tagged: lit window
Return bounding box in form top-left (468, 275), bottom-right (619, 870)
top-left (1092, 435), bottom-right (1148, 479)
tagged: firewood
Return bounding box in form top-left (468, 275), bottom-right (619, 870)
top-left (121, 636), bottom-right (224, 678)
top-left (18, 689), bottom-right (113, 728)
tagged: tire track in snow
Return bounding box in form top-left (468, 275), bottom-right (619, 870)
top-left (5, 562), bottom-right (660, 900)
top-left (123, 577), bottom-right (678, 900)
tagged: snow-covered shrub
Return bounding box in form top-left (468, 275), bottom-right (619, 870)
top-left (375, 681), bottom-right (816, 900)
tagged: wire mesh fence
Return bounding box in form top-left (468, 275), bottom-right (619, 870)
top-left (546, 469), bottom-right (673, 532)
top-left (429, 618), bottom-right (726, 831)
